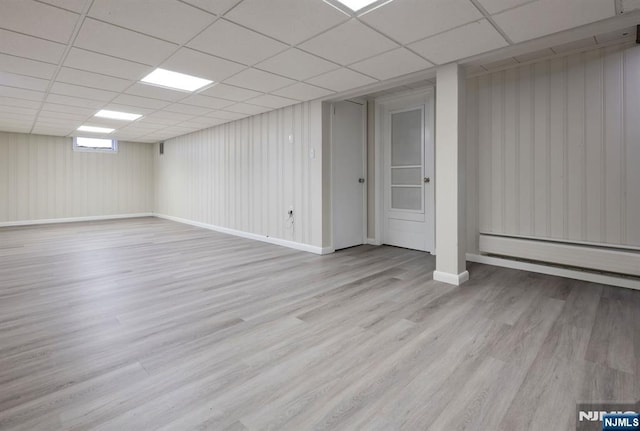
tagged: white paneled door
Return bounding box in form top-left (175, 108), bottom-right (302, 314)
top-left (332, 100), bottom-right (366, 250)
top-left (379, 90), bottom-right (434, 252)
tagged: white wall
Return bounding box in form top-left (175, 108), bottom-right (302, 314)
top-left (467, 43), bottom-right (640, 253)
top-left (0, 132), bottom-right (154, 223)
top-left (154, 101), bottom-right (328, 249)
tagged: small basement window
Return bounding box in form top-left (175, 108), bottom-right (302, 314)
top-left (73, 137), bottom-right (118, 153)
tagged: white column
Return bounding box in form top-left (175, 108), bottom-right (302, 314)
top-left (433, 63), bottom-right (469, 286)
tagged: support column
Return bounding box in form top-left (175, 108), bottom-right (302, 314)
top-left (433, 63), bottom-right (468, 286)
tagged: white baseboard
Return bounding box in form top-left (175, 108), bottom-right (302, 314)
top-left (0, 213), bottom-right (153, 227)
top-left (466, 253), bottom-right (640, 291)
top-left (154, 213), bottom-right (332, 255)
top-left (366, 238), bottom-right (382, 245)
top-left (433, 270), bottom-right (470, 286)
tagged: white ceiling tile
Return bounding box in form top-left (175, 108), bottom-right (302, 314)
top-left (125, 83), bottom-right (189, 102)
top-left (41, 102), bottom-right (97, 115)
top-left (0, 111), bottom-right (36, 122)
top-left (161, 48), bottom-right (246, 83)
top-left (255, 49), bottom-right (339, 81)
top-left (493, 0), bottom-right (615, 43)
top-left (360, 0), bottom-right (482, 44)
top-left (305, 68), bottom-right (377, 92)
top-left (300, 19), bottom-right (398, 66)
top-left (46, 94), bottom-right (106, 108)
top-left (206, 110), bottom-right (248, 120)
top-left (0, 85), bottom-right (45, 101)
top-left (408, 20), bottom-right (508, 65)
top-left (0, 71), bottom-right (49, 91)
top-left (56, 67), bottom-right (133, 92)
top-left (0, 97), bottom-right (42, 109)
top-left (0, 0), bottom-right (79, 43)
top-left (349, 48), bottom-right (433, 80)
top-left (32, 125), bottom-right (76, 136)
top-left (112, 94), bottom-right (171, 109)
top-left (0, 105), bottom-right (39, 116)
top-left (225, 103), bottom-right (271, 115)
top-left (0, 29), bottom-right (66, 64)
top-left (0, 54), bottom-right (57, 79)
top-left (188, 20), bottom-right (288, 66)
top-left (141, 111), bottom-right (193, 124)
top-left (474, 0), bottom-right (532, 14)
top-left (180, 0), bottom-right (240, 15)
top-left (64, 48), bottom-right (152, 80)
top-left (50, 82), bottom-right (118, 101)
top-left (200, 83), bottom-right (262, 101)
top-left (88, 0), bottom-right (215, 44)
top-left (38, 0), bottom-right (87, 13)
top-left (552, 37), bottom-right (597, 54)
top-left (38, 111), bottom-right (89, 121)
top-left (225, 0), bottom-right (348, 45)
top-left (224, 68), bottom-right (295, 93)
top-left (74, 18), bottom-right (178, 65)
top-left (164, 103), bottom-right (211, 115)
top-left (272, 82), bottom-right (334, 100)
top-left (181, 94), bottom-right (234, 109)
top-left (246, 94), bottom-right (297, 109)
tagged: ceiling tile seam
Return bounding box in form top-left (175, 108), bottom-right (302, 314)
top-left (29, 0), bottom-right (95, 135)
top-left (33, 0), bottom-right (82, 14)
top-left (354, 18), bottom-right (437, 64)
top-left (85, 10), bottom-right (241, 138)
top-left (0, 26), bottom-right (68, 48)
top-left (219, 0), bottom-right (247, 17)
top-left (468, 0), bottom-right (514, 45)
top-left (481, 0), bottom-right (539, 16)
top-left (405, 17), bottom-right (507, 51)
top-left (84, 16), bottom-right (203, 48)
top-left (0, 50), bottom-right (61, 68)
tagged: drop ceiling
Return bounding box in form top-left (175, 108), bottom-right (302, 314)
top-left (0, 0), bottom-right (631, 142)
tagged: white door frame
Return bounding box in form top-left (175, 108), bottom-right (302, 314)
top-left (374, 87), bottom-right (435, 253)
top-left (330, 99), bottom-right (368, 250)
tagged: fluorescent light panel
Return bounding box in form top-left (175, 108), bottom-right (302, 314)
top-left (140, 68), bottom-right (213, 92)
top-left (333, 0), bottom-right (379, 11)
top-left (95, 109), bottom-right (142, 121)
top-left (77, 125), bottom-right (114, 133)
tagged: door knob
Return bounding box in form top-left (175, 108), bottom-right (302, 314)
top-left (424, 177), bottom-right (430, 183)
top-left (358, 178), bottom-right (365, 183)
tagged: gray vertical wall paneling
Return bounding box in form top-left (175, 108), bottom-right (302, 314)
top-left (0, 132), bottom-right (153, 222)
top-left (468, 43), bottom-right (640, 249)
top-left (154, 101), bottom-right (322, 248)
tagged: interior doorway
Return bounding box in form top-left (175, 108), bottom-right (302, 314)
top-left (331, 100), bottom-right (367, 250)
top-left (376, 89), bottom-right (435, 252)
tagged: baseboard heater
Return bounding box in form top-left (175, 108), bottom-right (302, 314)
top-left (479, 234), bottom-right (640, 277)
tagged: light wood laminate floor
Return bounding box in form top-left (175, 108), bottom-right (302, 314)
top-left (0, 218), bottom-right (638, 430)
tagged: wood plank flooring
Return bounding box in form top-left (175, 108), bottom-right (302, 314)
top-left (0, 217), bottom-right (638, 430)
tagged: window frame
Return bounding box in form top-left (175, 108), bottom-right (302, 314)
top-left (72, 136), bottom-right (118, 153)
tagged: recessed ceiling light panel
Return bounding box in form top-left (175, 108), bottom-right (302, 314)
top-left (140, 68), bottom-right (213, 92)
top-left (95, 110), bottom-right (142, 121)
top-left (77, 125), bottom-right (115, 133)
top-left (332, 0), bottom-right (381, 12)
